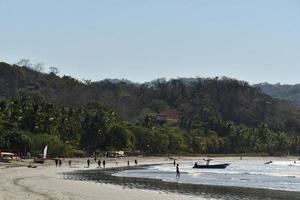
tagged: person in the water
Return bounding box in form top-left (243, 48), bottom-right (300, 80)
top-left (194, 162), bottom-right (198, 168)
top-left (176, 164), bottom-right (180, 178)
top-left (87, 159), bottom-right (90, 168)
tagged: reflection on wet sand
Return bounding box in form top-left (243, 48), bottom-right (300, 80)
top-left (64, 165), bottom-right (300, 200)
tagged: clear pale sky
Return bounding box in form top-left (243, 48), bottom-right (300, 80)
top-left (0, 0), bottom-right (299, 84)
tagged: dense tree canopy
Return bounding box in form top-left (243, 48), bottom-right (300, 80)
top-left (0, 61), bottom-right (300, 156)
top-left (0, 94), bottom-right (299, 157)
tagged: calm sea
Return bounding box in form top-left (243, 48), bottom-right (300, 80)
top-left (116, 158), bottom-right (300, 192)
top-left (65, 158), bottom-right (300, 199)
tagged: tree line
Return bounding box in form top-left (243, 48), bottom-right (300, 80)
top-left (0, 95), bottom-right (299, 157)
top-left (1, 61), bottom-right (300, 156)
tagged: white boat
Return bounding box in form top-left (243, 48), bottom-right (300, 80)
top-left (34, 145), bottom-right (47, 164)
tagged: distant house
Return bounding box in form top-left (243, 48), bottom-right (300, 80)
top-left (156, 111), bottom-right (181, 122)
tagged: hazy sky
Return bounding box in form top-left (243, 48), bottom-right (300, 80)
top-left (0, 0), bottom-right (300, 84)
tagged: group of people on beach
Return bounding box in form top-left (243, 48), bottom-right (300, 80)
top-left (54, 158), bottom-right (62, 167)
top-left (54, 158), bottom-right (73, 167)
top-left (127, 159), bottom-right (138, 166)
top-left (54, 156), bottom-right (183, 180)
top-left (86, 158), bottom-right (138, 168)
top-left (53, 156), bottom-right (182, 179)
top-left (86, 158), bottom-right (106, 168)
top-left (53, 157), bottom-right (140, 168)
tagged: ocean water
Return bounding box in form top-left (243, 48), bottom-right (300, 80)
top-left (115, 158), bottom-right (300, 192)
top-left (65, 158), bottom-right (300, 199)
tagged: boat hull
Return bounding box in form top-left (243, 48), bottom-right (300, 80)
top-left (33, 158), bottom-right (45, 164)
top-left (193, 163), bottom-right (230, 169)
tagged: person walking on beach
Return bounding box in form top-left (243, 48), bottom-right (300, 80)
top-left (87, 159), bottom-right (90, 168)
top-left (173, 160), bottom-right (176, 166)
top-left (55, 159), bottom-right (58, 167)
top-left (94, 156), bottom-right (97, 162)
top-left (135, 159), bottom-right (138, 165)
top-left (98, 159), bottom-right (101, 168)
top-left (127, 160), bottom-right (130, 166)
top-left (103, 160), bottom-right (106, 168)
top-left (59, 159), bottom-right (62, 167)
top-left (176, 164), bottom-right (180, 178)
top-left (68, 160), bottom-right (72, 167)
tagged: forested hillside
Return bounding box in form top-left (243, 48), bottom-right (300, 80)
top-left (256, 83), bottom-right (300, 106)
top-left (1, 61), bottom-right (300, 156)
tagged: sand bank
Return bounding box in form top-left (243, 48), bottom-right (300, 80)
top-left (0, 156), bottom-right (202, 200)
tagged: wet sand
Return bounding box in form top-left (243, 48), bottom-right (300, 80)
top-left (65, 163), bottom-right (300, 200)
top-left (0, 156), bottom-right (200, 200)
top-left (1, 156), bottom-right (300, 200)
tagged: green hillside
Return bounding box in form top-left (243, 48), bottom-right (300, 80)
top-left (1, 61), bottom-right (300, 156)
top-left (256, 83), bottom-right (300, 106)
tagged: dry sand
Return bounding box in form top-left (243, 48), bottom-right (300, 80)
top-left (0, 156), bottom-right (203, 200)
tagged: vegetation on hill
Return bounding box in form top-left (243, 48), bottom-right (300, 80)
top-left (1, 61), bottom-right (300, 156)
top-left (256, 83), bottom-right (300, 106)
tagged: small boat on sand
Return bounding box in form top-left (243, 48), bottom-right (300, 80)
top-left (33, 157), bottom-right (45, 164)
top-left (193, 159), bottom-right (230, 169)
top-left (33, 145), bottom-right (47, 164)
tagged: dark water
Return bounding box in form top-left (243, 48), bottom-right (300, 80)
top-left (64, 165), bottom-right (300, 200)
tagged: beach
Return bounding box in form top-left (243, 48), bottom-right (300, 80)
top-left (0, 156), bottom-right (201, 200)
top-left (1, 156), bottom-right (300, 200)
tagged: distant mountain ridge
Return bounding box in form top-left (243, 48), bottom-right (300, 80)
top-left (255, 83), bottom-right (300, 106)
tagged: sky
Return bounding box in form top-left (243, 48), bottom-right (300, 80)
top-left (0, 0), bottom-right (300, 84)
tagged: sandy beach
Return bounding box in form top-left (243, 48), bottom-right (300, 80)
top-left (0, 156), bottom-right (202, 200)
top-left (2, 156), bottom-right (300, 200)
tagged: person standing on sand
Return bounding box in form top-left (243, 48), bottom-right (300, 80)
top-left (128, 160), bottom-right (130, 166)
top-left (98, 159), bottom-right (101, 168)
top-left (173, 160), bottom-right (176, 166)
top-left (176, 164), bottom-right (180, 178)
top-left (59, 159), bottom-right (62, 167)
top-left (94, 156), bottom-right (97, 162)
top-left (135, 159), bottom-right (138, 165)
top-left (68, 160), bottom-right (72, 167)
top-left (87, 159), bottom-right (90, 168)
top-left (103, 160), bottom-right (106, 168)
top-left (55, 159), bottom-right (58, 167)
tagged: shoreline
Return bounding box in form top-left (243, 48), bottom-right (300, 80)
top-left (0, 156), bottom-right (198, 200)
top-left (65, 163), bottom-right (300, 200)
top-left (1, 156), bottom-right (300, 200)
